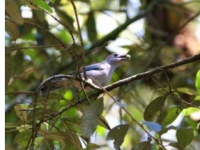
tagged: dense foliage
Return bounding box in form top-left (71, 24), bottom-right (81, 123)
top-left (5, 0), bottom-right (200, 149)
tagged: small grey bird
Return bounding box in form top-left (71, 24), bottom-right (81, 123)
top-left (40, 53), bottom-right (131, 95)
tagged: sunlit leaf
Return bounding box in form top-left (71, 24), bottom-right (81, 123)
top-left (5, 1), bottom-right (24, 25)
top-left (34, 137), bottom-right (44, 149)
top-left (182, 107), bottom-right (200, 116)
top-left (194, 95), bottom-right (200, 101)
top-left (81, 98), bottom-right (104, 137)
top-left (131, 141), bottom-right (151, 150)
top-left (5, 54), bottom-right (13, 86)
top-left (5, 123), bottom-right (18, 128)
top-left (159, 107), bottom-right (180, 126)
top-left (144, 95), bottom-right (167, 121)
top-left (176, 87), bottom-right (198, 95)
top-left (5, 21), bottom-right (19, 40)
top-left (14, 104), bottom-right (27, 122)
top-left (143, 121), bottom-right (162, 132)
top-left (196, 70), bottom-right (200, 95)
top-left (35, 0), bottom-right (53, 13)
top-left (176, 127), bottom-right (193, 149)
top-left (64, 90), bottom-right (73, 100)
top-left (193, 95), bottom-right (200, 106)
top-left (16, 124), bottom-right (32, 132)
top-left (106, 124), bottom-right (129, 149)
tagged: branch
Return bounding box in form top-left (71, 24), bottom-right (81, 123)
top-left (5, 44), bottom-right (63, 52)
top-left (7, 53), bottom-right (200, 95)
top-left (144, 11), bottom-right (200, 70)
top-left (85, 1), bottom-right (157, 51)
top-left (70, 0), bottom-right (87, 79)
top-left (105, 53), bottom-right (200, 91)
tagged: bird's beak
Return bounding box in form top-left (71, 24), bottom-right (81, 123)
top-left (125, 54), bottom-right (131, 60)
top-left (120, 54), bottom-right (131, 60)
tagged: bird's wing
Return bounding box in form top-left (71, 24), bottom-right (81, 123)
top-left (69, 63), bottom-right (104, 75)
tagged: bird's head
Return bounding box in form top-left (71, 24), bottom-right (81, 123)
top-left (104, 53), bottom-right (131, 67)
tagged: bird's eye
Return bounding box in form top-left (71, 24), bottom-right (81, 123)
top-left (114, 54), bottom-right (118, 57)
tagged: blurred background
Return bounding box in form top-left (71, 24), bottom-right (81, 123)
top-left (5, 0), bottom-right (200, 149)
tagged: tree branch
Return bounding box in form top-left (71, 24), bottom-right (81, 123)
top-left (105, 54), bottom-right (200, 91)
top-left (85, 1), bottom-right (157, 51)
top-left (7, 53), bottom-right (200, 95)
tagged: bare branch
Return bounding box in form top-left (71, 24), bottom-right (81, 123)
top-left (70, 0), bottom-right (87, 79)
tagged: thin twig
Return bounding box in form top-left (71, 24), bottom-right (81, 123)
top-left (45, 11), bottom-right (75, 44)
top-left (6, 53), bottom-right (200, 96)
top-left (5, 44), bottom-right (63, 52)
top-left (144, 11), bottom-right (200, 70)
top-left (14, 45), bottom-right (72, 78)
top-left (70, 0), bottom-right (87, 79)
top-left (105, 54), bottom-right (200, 91)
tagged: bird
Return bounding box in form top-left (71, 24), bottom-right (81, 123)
top-left (40, 53), bottom-right (131, 95)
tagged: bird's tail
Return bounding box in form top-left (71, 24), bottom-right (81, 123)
top-left (40, 78), bottom-right (70, 96)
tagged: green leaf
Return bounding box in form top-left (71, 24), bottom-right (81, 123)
top-left (5, 54), bottom-right (13, 86)
top-left (159, 126), bottom-right (177, 135)
top-left (23, 0), bottom-right (39, 10)
top-left (35, 0), bottom-right (53, 13)
top-left (5, 1), bottom-right (24, 25)
top-left (55, 8), bottom-right (74, 32)
top-left (39, 129), bottom-right (66, 141)
top-left (97, 115), bottom-right (111, 130)
top-left (63, 90), bottom-right (73, 100)
top-left (144, 95), bottom-right (167, 121)
top-left (14, 104), bottom-right (27, 122)
top-left (14, 131), bottom-right (31, 148)
top-left (160, 107), bottom-right (180, 126)
top-left (195, 70), bottom-right (200, 95)
top-left (81, 98), bottom-right (104, 137)
top-left (176, 87), bottom-right (198, 95)
top-left (106, 124), bottom-right (129, 149)
top-left (62, 118), bottom-right (81, 134)
top-left (63, 121), bottom-right (82, 149)
top-left (194, 95), bottom-right (200, 101)
top-left (176, 128), bottom-right (193, 149)
top-left (84, 143), bottom-right (100, 150)
top-left (86, 12), bottom-right (97, 42)
top-left (169, 142), bottom-right (180, 148)
top-left (28, 93), bottom-right (62, 109)
top-left (131, 141), bottom-right (151, 150)
top-left (48, 0), bottom-right (55, 3)
top-left (5, 123), bottom-right (18, 128)
top-left (13, 50), bottom-right (24, 74)
top-left (37, 138), bottom-right (54, 150)
top-left (5, 21), bottom-right (19, 40)
top-left (143, 121), bottom-right (162, 132)
top-left (182, 107), bottom-right (200, 116)
top-left (120, 0), bottom-right (127, 6)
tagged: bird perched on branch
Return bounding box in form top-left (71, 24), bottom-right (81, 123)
top-left (40, 53), bottom-right (131, 95)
